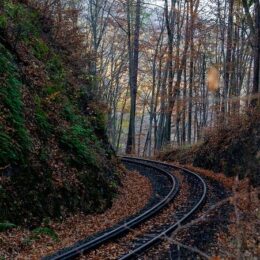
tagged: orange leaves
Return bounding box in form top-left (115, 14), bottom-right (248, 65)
top-left (45, 91), bottom-right (61, 102)
top-left (210, 256), bottom-right (222, 260)
top-left (207, 66), bottom-right (220, 93)
top-left (0, 170), bottom-right (152, 259)
top-left (185, 165), bottom-right (234, 189)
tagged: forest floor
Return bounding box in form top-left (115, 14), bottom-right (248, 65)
top-left (159, 162), bottom-right (260, 259)
top-left (77, 161), bottom-right (259, 260)
top-left (0, 170), bottom-right (152, 259)
top-left (0, 161), bottom-right (259, 259)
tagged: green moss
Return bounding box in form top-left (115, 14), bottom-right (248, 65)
top-left (0, 43), bottom-right (31, 166)
top-left (0, 222), bottom-right (16, 232)
top-left (39, 147), bottom-right (50, 162)
top-left (60, 123), bottom-right (98, 167)
top-left (45, 84), bottom-right (61, 95)
top-left (3, 1), bottom-right (40, 41)
top-left (46, 55), bottom-right (65, 83)
top-left (62, 102), bottom-right (87, 124)
top-left (43, 54), bottom-right (69, 100)
top-left (34, 96), bottom-right (52, 137)
top-left (0, 14), bottom-right (7, 29)
top-left (3, 1), bottom-right (18, 17)
top-left (0, 129), bottom-right (16, 165)
top-left (60, 103), bottom-right (103, 167)
top-left (62, 103), bottom-right (78, 122)
top-left (35, 108), bottom-right (51, 135)
top-left (0, 1), bottom-right (119, 227)
top-left (93, 110), bottom-right (107, 133)
top-left (32, 38), bottom-right (49, 60)
top-left (32, 227), bottom-right (58, 241)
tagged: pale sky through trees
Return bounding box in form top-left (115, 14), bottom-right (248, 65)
top-left (0, 1), bottom-right (259, 259)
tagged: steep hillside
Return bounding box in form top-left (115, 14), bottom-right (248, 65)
top-left (158, 110), bottom-right (260, 186)
top-left (0, 0), bottom-right (120, 227)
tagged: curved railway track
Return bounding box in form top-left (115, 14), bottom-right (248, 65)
top-left (44, 157), bottom-right (207, 260)
top-left (119, 157), bottom-right (207, 259)
top-left (44, 157), bottom-right (179, 260)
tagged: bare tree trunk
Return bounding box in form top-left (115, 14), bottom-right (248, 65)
top-left (223, 0), bottom-right (234, 115)
top-left (242, 0), bottom-right (260, 106)
top-left (138, 103), bottom-right (146, 156)
top-left (188, 60), bottom-right (193, 144)
top-left (201, 54), bottom-right (207, 128)
top-left (252, 0), bottom-right (260, 104)
top-left (116, 90), bottom-right (128, 153)
top-left (164, 0), bottom-right (176, 143)
top-left (182, 61), bottom-right (187, 145)
top-left (126, 0), bottom-right (141, 154)
top-left (155, 61), bottom-right (168, 151)
top-left (187, 0), bottom-right (195, 144)
top-left (246, 57), bottom-right (253, 107)
top-left (153, 51), bottom-right (164, 154)
top-left (146, 24), bottom-right (164, 156)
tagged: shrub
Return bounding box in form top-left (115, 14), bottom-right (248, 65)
top-left (34, 96), bottom-right (52, 137)
top-left (193, 110), bottom-right (260, 185)
top-left (32, 227), bottom-right (58, 241)
top-left (0, 222), bottom-right (16, 232)
top-left (46, 55), bottom-right (65, 83)
top-left (0, 129), bottom-right (16, 165)
top-left (158, 144), bottom-right (200, 165)
top-left (159, 110), bottom-right (259, 186)
top-left (60, 123), bottom-right (98, 167)
top-left (3, 1), bottom-right (40, 41)
top-left (32, 38), bottom-right (49, 60)
top-left (0, 14), bottom-right (7, 29)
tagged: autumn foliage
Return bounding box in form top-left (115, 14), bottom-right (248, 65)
top-left (0, 0), bottom-right (120, 226)
top-left (159, 108), bottom-right (260, 185)
top-left (194, 109), bottom-right (260, 185)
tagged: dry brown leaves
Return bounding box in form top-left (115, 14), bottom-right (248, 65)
top-left (216, 180), bottom-right (260, 259)
top-left (0, 170), bottom-right (152, 259)
top-left (180, 163), bottom-right (234, 189)
top-left (169, 162), bottom-right (259, 259)
top-left (82, 171), bottom-right (189, 260)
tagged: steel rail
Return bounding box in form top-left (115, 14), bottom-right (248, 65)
top-left (44, 158), bottom-right (179, 260)
top-left (119, 157), bottom-right (207, 260)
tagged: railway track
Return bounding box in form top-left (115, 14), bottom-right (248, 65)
top-left (44, 157), bottom-right (207, 260)
top-left (119, 157), bottom-right (207, 259)
top-left (44, 157), bottom-right (179, 260)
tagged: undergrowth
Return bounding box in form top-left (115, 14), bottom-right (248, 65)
top-left (1, 1), bottom-right (40, 41)
top-left (159, 109), bottom-right (260, 186)
top-left (193, 110), bottom-right (260, 185)
top-left (32, 227), bottom-right (58, 241)
top-left (0, 43), bottom-right (31, 166)
top-left (0, 0), bottom-right (119, 227)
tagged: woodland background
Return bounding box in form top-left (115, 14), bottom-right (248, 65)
top-left (65, 0), bottom-right (260, 183)
top-left (61, 0), bottom-right (260, 155)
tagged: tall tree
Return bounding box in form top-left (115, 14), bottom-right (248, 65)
top-left (222, 0), bottom-right (234, 115)
top-left (164, 0), bottom-right (176, 143)
top-left (126, 0), bottom-right (142, 154)
top-left (242, 0), bottom-right (260, 106)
